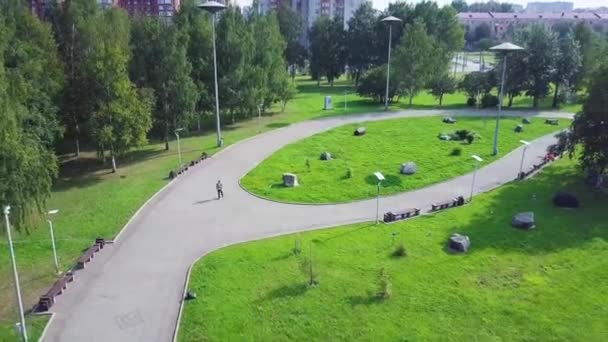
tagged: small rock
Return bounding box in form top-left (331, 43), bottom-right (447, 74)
top-left (553, 192), bottom-right (579, 208)
top-left (512, 212), bottom-right (535, 230)
top-left (283, 173), bottom-right (299, 187)
top-left (169, 170), bottom-right (177, 179)
top-left (438, 134), bottom-right (451, 141)
top-left (522, 118), bottom-right (531, 124)
top-left (448, 233), bottom-right (470, 253)
top-left (443, 117), bottom-right (457, 124)
top-left (400, 162), bottom-right (417, 175)
top-left (185, 291), bottom-right (197, 300)
top-left (515, 124), bottom-right (524, 133)
top-left (545, 119), bottom-right (559, 125)
top-left (320, 152), bottom-right (332, 161)
top-left (354, 127), bottom-right (366, 136)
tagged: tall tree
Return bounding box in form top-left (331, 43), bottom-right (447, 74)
top-left (393, 19), bottom-right (438, 106)
top-left (551, 30), bottom-right (582, 108)
top-left (309, 16), bottom-right (347, 87)
top-left (561, 64), bottom-right (608, 188)
top-left (0, 0), bottom-right (64, 229)
top-left (275, 1), bottom-right (306, 77)
top-left (429, 73), bottom-right (457, 107)
top-left (130, 17), bottom-right (199, 150)
top-left (347, 2), bottom-right (378, 85)
top-left (451, 0), bottom-right (468, 12)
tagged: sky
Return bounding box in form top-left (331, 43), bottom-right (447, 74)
top-left (235, 0), bottom-right (608, 11)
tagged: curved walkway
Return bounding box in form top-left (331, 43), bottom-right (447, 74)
top-left (42, 109), bottom-right (573, 342)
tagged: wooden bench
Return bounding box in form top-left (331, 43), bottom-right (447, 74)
top-left (431, 196), bottom-right (465, 212)
top-left (384, 208), bottom-right (420, 223)
top-left (77, 244), bottom-right (101, 269)
top-left (37, 272), bottom-right (74, 311)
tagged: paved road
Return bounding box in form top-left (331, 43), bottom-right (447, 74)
top-left (43, 109), bottom-right (573, 342)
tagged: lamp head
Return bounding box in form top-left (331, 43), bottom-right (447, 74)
top-left (3, 206), bottom-right (10, 215)
top-left (48, 209), bottom-right (59, 215)
top-left (381, 15), bottom-right (402, 24)
top-left (489, 42), bottom-right (524, 52)
top-left (472, 155), bottom-right (483, 162)
top-left (176, 128), bottom-right (184, 132)
top-left (198, 1), bottom-right (227, 14)
top-left (519, 140), bottom-right (530, 146)
top-left (374, 172), bottom-right (385, 182)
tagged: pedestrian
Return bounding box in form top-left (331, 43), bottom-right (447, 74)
top-left (216, 180), bottom-right (224, 199)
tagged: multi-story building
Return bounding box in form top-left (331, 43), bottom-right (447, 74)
top-left (260, 0), bottom-right (363, 29)
top-left (30, 0), bottom-right (181, 19)
top-left (525, 2), bottom-right (574, 13)
top-left (458, 11), bottom-right (608, 40)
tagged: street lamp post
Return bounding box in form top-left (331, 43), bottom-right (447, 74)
top-left (198, 1), bottom-right (227, 147)
top-left (489, 42), bottom-right (524, 155)
top-left (47, 209), bottom-right (60, 274)
top-left (374, 172), bottom-right (385, 224)
top-left (3, 206), bottom-right (28, 342)
top-left (518, 140), bottom-right (531, 179)
top-left (470, 155), bottom-right (483, 201)
top-left (175, 128), bottom-right (184, 168)
top-left (381, 16), bottom-right (402, 111)
top-left (258, 103), bottom-right (263, 133)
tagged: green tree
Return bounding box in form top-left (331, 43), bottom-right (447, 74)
top-left (551, 30), bottom-right (582, 108)
top-left (277, 74), bottom-right (297, 112)
top-left (356, 65), bottom-right (398, 103)
top-left (562, 65), bottom-right (608, 188)
top-left (309, 16), bottom-right (347, 87)
top-left (393, 19), bottom-right (438, 106)
top-left (451, 0), bottom-right (468, 12)
top-left (347, 2), bottom-right (379, 85)
top-left (275, 1), bottom-right (306, 77)
top-left (459, 71), bottom-right (494, 106)
top-left (429, 73), bottom-right (457, 107)
top-left (130, 17), bottom-right (199, 150)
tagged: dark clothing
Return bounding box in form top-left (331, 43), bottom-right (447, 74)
top-left (217, 189), bottom-right (224, 199)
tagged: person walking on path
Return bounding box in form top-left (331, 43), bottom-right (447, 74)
top-left (216, 180), bottom-right (224, 199)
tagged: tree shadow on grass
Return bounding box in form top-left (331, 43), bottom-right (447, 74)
top-left (259, 283), bottom-right (309, 302)
top-left (347, 292), bottom-right (384, 306)
top-left (364, 174), bottom-right (403, 187)
top-left (267, 122), bottom-right (291, 129)
top-left (440, 161), bottom-right (608, 255)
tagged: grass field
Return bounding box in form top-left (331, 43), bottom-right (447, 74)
top-left (241, 116), bottom-right (569, 203)
top-left (180, 158), bottom-right (608, 341)
top-left (0, 76), bottom-right (581, 337)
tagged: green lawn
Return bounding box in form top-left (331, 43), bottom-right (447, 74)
top-left (241, 116), bottom-right (569, 203)
top-left (0, 314), bottom-right (49, 342)
top-left (180, 158), bottom-right (608, 341)
top-left (0, 76), bottom-right (580, 336)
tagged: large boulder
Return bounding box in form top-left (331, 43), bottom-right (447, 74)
top-left (553, 192), bottom-right (580, 208)
top-left (514, 124), bottom-right (523, 133)
top-left (522, 118), bottom-right (532, 124)
top-left (320, 152), bottom-right (332, 161)
top-left (443, 117), bottom-right (456, 124)
top-left (354, 127), bottom-right (366, 136)
top-left (282, 173), bottom-right (299, 187)
top-left (438, 133), bottom-right (451, 141)
top-left (512, 212), bottom-right (535, 230)
top-left (545, 118), bottom-right (559, 125)
top-left (448, 233), bottom-right (470, 253)
top-left (400, 162), bottom-right (417, 175)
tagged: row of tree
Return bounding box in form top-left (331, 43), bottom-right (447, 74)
top-left (0, 0), bottom-right (294, 228)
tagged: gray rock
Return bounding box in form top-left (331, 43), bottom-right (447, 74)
top-left (320, 152), bottom-right (332, 161)
top-left (443, 117), bottom-right (456, 124)
top-left (515, 124), bottom-right (523, 133)
top-left (400, 162), bottom-right (417, 175)
top-left (438, 134), bottom-right (451, 141)
top-left (522, 118), bottom-right (531, 124)
top-left (354, 127), bottom-right (366, 136)
top-left (448, 233), bottom-right (470, 253)
top-left (512, 212), bottom-right (535, 230)
top-left (282, 173), bottom-right (299, 187)
top-left (545, 119), bottom-right (559, 125)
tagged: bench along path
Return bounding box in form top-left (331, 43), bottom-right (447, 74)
top-left (43, 109), bottom-right (573, 342)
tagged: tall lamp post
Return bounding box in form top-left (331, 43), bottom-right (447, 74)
top-left (175, 128), bottom-right (184, 167)
top-left (381, 16), bottom-right (402, 111)
top-left (374, 172), bottom-right (385, 224)
top-left (3, 206), bottom-right (28, 342)
top-left (47, 209), bottom-right (60, 274)
top-left (470, 155), bottom-right (483, 201)
top-left (489, 42), bottom-right (524, 155)
top-left (518, 140), bottom-right (531, 179)
top-left (198, 1), bottom-right (227, 147)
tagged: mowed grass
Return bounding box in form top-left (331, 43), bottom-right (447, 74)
top-left (0, 76), bottom-right (579, 336)
top-left (241, 116), bottom-right (569, 203)
top-left (179, 158), bottom-right (608, 341)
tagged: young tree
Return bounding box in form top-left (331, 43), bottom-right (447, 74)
top-left (393, 19), bottom-right (438, 106)
top-left (460, 71), bottom-right (494, 106)
top-left (277, 74), bottom-right (297, 112)
top-left (551, 30), bottom-right (582, 108)
top-left (562, 64), bottom-right (608, 188)
top-left (429, 74), bottom-right (457, 107)
top-left (347, 2), bottom-right (379, 85)
top-left (130, 17), bottom-right (199, 150)
top-left (356, 65), bottom-right (398, 103)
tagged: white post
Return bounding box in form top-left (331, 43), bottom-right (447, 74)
top-left (47, 220), bottom-right (59, 274)
top-left (384, 24), bottom-right (393, 111)
top-left (493, 54), bottom-right (507, 155)
top-left (519, 142), bottom-right (529, 179)
top-left (376, 182), bottom-right (381, 224)
top-left (4, 206), bottom-right (28, 342)
top-left (470, 161), bottom-right (479, 201)
top-left (258, 104), bottom-right (262, 133)
top-left (175, 132), bottom-right (182, 167)
top-left (211, 13), bottom-right (222, 147)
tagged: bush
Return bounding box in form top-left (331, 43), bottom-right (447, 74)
top-left (466, 97), bottom-right (476, 107)
top-left (305, 158), bottom-right (311, 172)
top-left (392, 242), bottom-right (407, 257)
top-left (481, 94), bottom-right (499, 108)
top-left (466, 134), bottom-right (475, 144)
top-left (454, 129), bottom-right (470, 140)
top-left (346, 167), bottom-right (353, 179)
top-left (377, 268), bottom-right (392, 299)
top-left (293, 237), bottom-right (302, 255)
top-left (450, 147), bottom-right (463, 156)
top-left (299, 256), bottom-right (318, 286)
